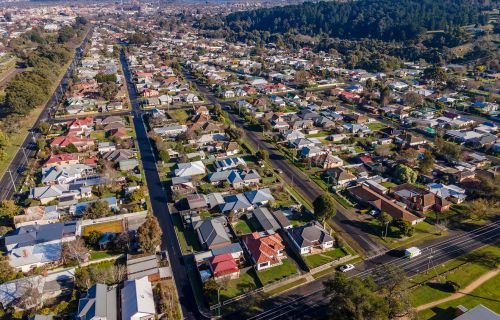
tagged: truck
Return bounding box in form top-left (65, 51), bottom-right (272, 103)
top-left (404, 247), bottom-right (422, 258)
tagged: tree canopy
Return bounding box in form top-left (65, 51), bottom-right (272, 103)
top-left (313, 193), bottom-right (337, 222)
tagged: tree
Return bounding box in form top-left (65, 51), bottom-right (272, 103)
top-left (129, 187), bottom-right (145, 204)
top-left (466, 199), bottom-right (500, 221)
top-left (313, 193), bottom-right (337, 224)
top-left (159, 149), bottom-right (170, 163)
top-left (0, 255), bottom-right (15, 284)
top-left (378, 211), bottom-right (393, 238)
top-left (256, 149), bottom-right (269, 162)
top-left (85, 231), bottom-right (102, 247)
top-left (419, 150), bottom-right (435, 174)
top-left (203, 279), bottom-right (220, 305)
top-left (61, 238), bottom-right (89, 266)
top-left (137, 215), bottom-right (162, 254)
top-left (380, 86), bottom-right (392, 106)
top-left (393, 219), bottom-right (414, 237)
top-left (324, 272), bottom-right (389, 320)
top-left (39, 122), bottom-right (50, 135)
top-left (438, 141), bottom-right (460, 161)
top-left (100, 82), bottom-right (118, 101)
top-left (82, 200), bottom-right (113, 219)
top-left (95, 73), bottom-right (117, 83)
top-left (404, 92), bottom-right (424, 108)
top-left (294, 69), bottom-right (308, 85)
top-left (398, 148), bottom-right (419, 165)
top-left (374, 144), bottom-right (391, 157)
top-left (225, 126), bottom-right (244, 142)
top-left (423, 65), bottom-right (447, 83)
top-left (0, 200), bottom-right (20, 218)
top-left (393, 164), bottom-right (418, 184)
top-left (114, 232), bottom-right (130, 253)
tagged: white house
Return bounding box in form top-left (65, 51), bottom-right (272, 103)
top-left (121, 277), bottom-right (155, 320)
top-left (174, 161), bottom-right (206, 177)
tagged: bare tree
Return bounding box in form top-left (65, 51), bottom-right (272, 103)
top-left (61, 238), bottom-right (90, 266)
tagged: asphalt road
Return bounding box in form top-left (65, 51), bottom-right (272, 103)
top-left (236, 220), bottom-right (500, 320)
top-left (121, 50), bottom-right (200, 320)
top-left (0, 29), bottom-right (94, 201)
top-left (182, 68), bottom-right (387, 258)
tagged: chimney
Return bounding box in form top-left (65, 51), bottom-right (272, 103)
top-left (23, 249), bottom-right (28, 257)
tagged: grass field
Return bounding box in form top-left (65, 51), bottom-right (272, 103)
top-left (410, 245), bottom-right (500, 307)
top-left (418, 274), bottom-right (500, 320)
top-left (303, 248), bottom-right (347, 269)
top-left (257, 258), bottom-right (299, 286)
top-left (267, 278), bottom-right (307, 296)
top-left (83, 220), bottom-right (123, 236)
top-left (220, 269), bottom-right (260, 300)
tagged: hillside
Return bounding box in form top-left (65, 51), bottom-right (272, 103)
top-left (225, 0), bottom-right (487, 42)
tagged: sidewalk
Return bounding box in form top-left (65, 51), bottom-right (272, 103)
top-left (416, 268), bottom-right (499, 311)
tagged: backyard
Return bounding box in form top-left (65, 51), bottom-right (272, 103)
top-left (82, 220), bottom-right (124, 236)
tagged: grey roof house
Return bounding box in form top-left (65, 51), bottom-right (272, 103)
top-left (193, 217), bottom-right (232, 250)
top-left (252, 207), bottom-right (280, 234)
top-left (77, 283), bottom-right (118, 320)
top-left (289, 221), bottom-right (335, 255)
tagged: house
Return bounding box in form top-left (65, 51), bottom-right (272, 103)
top-left (153, 124), bottom-right (187, 138)
top-left (427, 183), bottom-right (466, 204)
top-left (208, 169), bottom-right (261, 189)
top-left (453, 304), bottom-right (499, 320)
top-left (77, 284), bottom-right (118, 320)
top-left (242, 232), bottom-right (285, 271)
top-left (193, 217), bottom-right (232, 250)
top-left (126, 254), bottom-right (163, 282)
top-left (209, 253), bottom-right (240, 280)
top-left (119, 159), bottom-right (139, 171)
top-left (174, 161), bottom-right (206, 177)
top-left (348, 184), bottom-right (423, 225)
top-left (121, 277), bottom-right (156, 320)
top-left (44, 154), bottom-right (80, 168)
top-left (171, 176), bottom-right (196, 195)
top-left (271, 210), bottom-right (293, 229)
top-left (244, 188), bottom-right (275, 206)
top-left (214, 157), bottom-right (246, 171)
top-left (390, 183), bottom-right (449, 212)
top-left (4, 221), bottom-right (78, 272)
top-left (312, 153), bottom-right (343, 169)
top-left (325, 168), bottom-right (357, 188)
top-left (252, 207), bottom-right (280, 234)
top-left (186, 194), bottom-right (208, 210)
top-left (220, 193), bottom-right (253, 214)
top-left (50, 136), bottom-right (94, 152)
top-left (289, 221), bottom-right (334, 255)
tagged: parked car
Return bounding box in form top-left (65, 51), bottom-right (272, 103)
top-left (339, 264), bottom-right (355, 272)
top-left (404, 247), bottom-right (422, 258)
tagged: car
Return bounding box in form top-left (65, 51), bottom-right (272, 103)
top-left (369, 209), bottom-right (379, 216)
top-left (339, 264), bottom-right (355, 272)
top-left (275, 169), bottom-right (283, 174)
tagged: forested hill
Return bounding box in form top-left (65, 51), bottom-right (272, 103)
top-left (225, 0), bottom-right (487, 42)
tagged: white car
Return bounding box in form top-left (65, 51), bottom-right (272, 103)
top-left (339, 264), bottom-right (355, 272)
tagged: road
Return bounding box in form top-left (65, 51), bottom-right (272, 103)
top-left (120, 50), bottom-right (200, 320)
top-left (0, 29), bottom-right (94, 201)
top-left (182, 67), bottom-right (387, 258)
top-left (235, 220), bottom-right (500, 320)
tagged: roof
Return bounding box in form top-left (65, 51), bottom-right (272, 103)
top-left (121, 277), bottom-right (155, 320)
top-left (242, 232), bottom-right (284, 264)
top-left (4, 221), bottom-right (77, 250)
top-left (454, 304), bottom-right (500, 320)
top-left (271, 210), bottom-right (292, 228)
top-left (126, 255), bottom-right (160, 280)
top-left (210, 253), bottom-right (239, 277)
top-left (290, 222), bottom-right (334, 248)
top-left (193, 217), bottom-right (231, 248)
top-left (77, 284), bottom-right (118, 320)
top-left (253, 207), bottom-right (280, 232)
top-left (174, 161), bottom-right (206, 177)
top-left (243, 188), bottom-right (274, 204)
top-left (348, 185), bottom-right (421, 222)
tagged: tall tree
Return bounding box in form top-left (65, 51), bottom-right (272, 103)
top-left (313, 193), bottom-right (337, 224)
top-left (82, 200), bottom-right (113, 219)
top-left (137, 215), bottom-right (162, 254)
top-left (61, 238), bottom-right (90, 266)
top-left (378, 211), bottom-right (393, 238)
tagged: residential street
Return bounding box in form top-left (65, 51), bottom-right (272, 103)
top-left (121, 50), bottom-right (200, 320)
top-left (182, 68), bottom-right (388, 258)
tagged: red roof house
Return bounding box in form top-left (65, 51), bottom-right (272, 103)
top-left (242, 232), bottom-right (285, 270)
top-left (210, 253), bottom-right (240, 279)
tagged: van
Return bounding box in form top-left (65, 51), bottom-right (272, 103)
top-left (405, 247), bottom-right (422, 258)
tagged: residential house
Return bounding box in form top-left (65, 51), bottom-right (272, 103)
top-left (174, 161), bottom-right (206, 177)
top-left (325, 168), bottom-right (357, 188)
top-left (289, 221), bottom-right (334, 255)
top-left (193, 217), bottom-right (232, 250)
top-left (121, 277), bottom-right (156, 320)
top-left (390, 183), bottom-right (450, 212)
top-left (242, 232), bottom-right (285, 271)
top-left (209, 253), bottom-right (240, 280)
top-left (208, 169), bottom-right (261, 189)
top-left (77, 284), bottom-right (118, 320)
top-left (252, 207), bottom-right (280, 234)
top-left (214, 157), bottom-right (246, 171)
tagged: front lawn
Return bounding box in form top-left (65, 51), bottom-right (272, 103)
top-left (257, 258), bottom-right (299, 285)
top-left (303, 248), bottom-right (347, 269)
top-left (289, 213), bottom-right (314, 227)
top-left (418, 274), bottom-right (500, 320)
top-left (410, 245), bottom-right (500, 307)
top-left (220, 269), bottom-right (260, 301)
top-left (366, 122), bottom-right (387, 131)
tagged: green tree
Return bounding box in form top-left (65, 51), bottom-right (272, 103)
top-left (225, 126), bottom-right (244, 142)
top-left (95, 73), bottom-right (117, 83)
top-left (393, 164), bottom-right (418, 184)
top-left (256, 149), bottom-right (269, 162)
top-left (0, 255), bottom-right (15, 284)
top-left (203, 279), bottom-right (220, 305)
top-left (466, 199), bottom-right (500, 221)
top-left (85, 231), bottom-right (102, 247)
top-left (100, 82), bottom-right (118, 101)
top-left (419, 150), bottom-right (435, 174)
top-left (129, 188), bottom-right (145, 204)
top-left (159, 149), bottom-right (170, 163)
top-left (423, 65), bottom-right (447, 83)
top-left (378, 211), bottom-right (393, 238)
top-left (39, 122), bottom-right (50, 135)
top-left (82, 200), bottom-right (113, 219)
top-left (0, 200), bottom-right (20, 218)
top-left (313, 193), bottom-right (337, 224)
top-left (404, 92), bottom-right (424, 108)
top-left (394, 219), bottom-right (414, 237)
top-left (137, 215), bottom-right (162, 254)
top-left (324, 272), bottom-right (389, 320)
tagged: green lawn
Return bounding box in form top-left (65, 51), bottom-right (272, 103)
top-left (167, 109), bottom-right (189, 123)
top-left (89, 250), bottom-right (115, 261)
top-left (257, 258), bottom-right (299, 285)
top-left (410, 245), bottom-right (500, 307)
top-left (90, 130), bottom-right (108, 141)
top-left (289, 213), bottom-right (314, 227)
top-left (234, 219), bottom-right (254, 235)
top-left (172, 214), bottom-right (202, 253)
top-left (303, 248), bottom-right (347, 269)
top-left (366, 122), bottom-right (387, 131)
top-left (380, 181), bottom-right (397, 188)
top-left (220, 269), bottom-right (260, 301)
top-left (418, 274), bottom-right (500, 320)
top-left (331, 192), bottom-right (353, 209)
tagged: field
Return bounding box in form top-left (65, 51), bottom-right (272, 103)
top-left (82, 220), bottom-right (124, 236)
